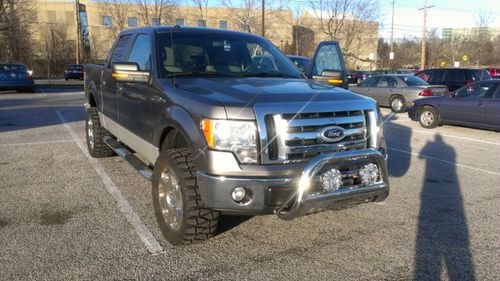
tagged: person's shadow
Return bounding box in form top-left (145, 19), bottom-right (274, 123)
top-left (414, 134), bottom-right (475, 280)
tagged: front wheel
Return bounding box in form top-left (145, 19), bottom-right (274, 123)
top-left (152, 148), bottom-right (219, 245)
top-left (85, 108), bottom-right (115, 157)
top-left (418, 106), bottom-right (440, 129)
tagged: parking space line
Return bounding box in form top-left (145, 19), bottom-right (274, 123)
top-left (0, 140), bottom-right (74, 147)
top-left (56, 111), bottom-right (164, 255)
top-left (389, 147), bottom-right (500, 176)
top-left (385, 125), bottom-right (500, 146)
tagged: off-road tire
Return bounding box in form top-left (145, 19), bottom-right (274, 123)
top-left (418, 106), bottom-right (440, 129)
top-left (390, 95), bottom-right (407, 113)
top-left (152, 148), bottom-right (219, 245)
top-left (85, 107), bottom-right (115, 157)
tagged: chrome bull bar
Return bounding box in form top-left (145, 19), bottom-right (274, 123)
top-left (276, 149), bottom-right (389, 220)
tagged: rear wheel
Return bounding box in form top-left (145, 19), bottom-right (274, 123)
top-left (390, 95), bottom-right (407, 113)
top-left (152, 148), bottom-right (219, 245)
top-left (85, 107), bottom-right (115, 157)
top-left (418, 106), bottom-right (440, 129)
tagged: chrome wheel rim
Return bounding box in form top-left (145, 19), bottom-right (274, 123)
top-left (420, 111), bottom-right (434, 126)
top-left (391, 98), bottom-right (403, 111)
top-left (87, 118), bottom-right (95, 149)
top-left (158, 169), bottom-right (183, 231)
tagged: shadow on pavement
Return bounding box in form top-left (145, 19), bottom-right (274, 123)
top-left (215, 215), bottom-right (253, 236)
top-left (385, 120), bottom-right (412, 178)
top-left (414, 134), bottom-right (475, 280)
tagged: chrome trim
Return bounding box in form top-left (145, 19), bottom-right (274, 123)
top-left (276, 148), bottom-right (389, 220)
top-left (287, 115), bottom-right (366, 127)
top-left (367, 110), bottom-right (379, 148)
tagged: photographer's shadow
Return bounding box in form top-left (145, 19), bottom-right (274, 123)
top-left (414, 134), bottom-right (475, 280)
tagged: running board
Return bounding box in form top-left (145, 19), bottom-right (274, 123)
top-left (103, 137), bottom-right (153, 181)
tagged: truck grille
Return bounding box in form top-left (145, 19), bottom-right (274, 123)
top-left (262, 110), bottom-right (367, 164)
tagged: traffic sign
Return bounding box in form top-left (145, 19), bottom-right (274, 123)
top-left (440, 61), bottom-right (446, 67)
top-left (462, 55), bottom-right (468, 61)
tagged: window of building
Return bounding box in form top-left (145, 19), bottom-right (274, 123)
top-left (219, 20), bottom-right (228, 29)
top-left (198, 20), bottom-right (206, 27)
top-left (128, 17), bottom-right (137, 27)
top-left (65, 11), bottom-right (74, 24)
top-left (175, 18), bottom-right (185, 26)
top-left (47, 11), bottom-right (57, 23)
top-left (151, 18), bottom-right (160, 26)
top-left (103, 16), bottom-right (112, 26)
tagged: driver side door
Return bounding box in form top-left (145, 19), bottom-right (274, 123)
top-left (307, 41), bottom-right (348, 89)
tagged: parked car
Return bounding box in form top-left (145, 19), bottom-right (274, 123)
top-left (287, 55), bottom-right (311, 74)
top-left (408, 80), bottom-right (500, 131)
top-left (350, 74), bottom-right (448, 113)
top-left (84, 26), bottom-right (388, 245)
top-left (64, 64), bottom-right (84, 80)
top-left (0, 63), bottom-right (35, 93)
top-left (353, 71), bottom-right (370, 84)
top-left (414, 68), bottom-right (492, 92)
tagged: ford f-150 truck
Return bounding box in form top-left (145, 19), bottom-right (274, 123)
top-left (84, 26), bottom-right (389, 246)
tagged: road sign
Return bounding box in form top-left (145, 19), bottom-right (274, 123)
top-left (462, 55), bottom-right (468, 61)
top-left (440, 61), bottom-right (446, 67)
top-left (389, 52), bottom-right (394, 60)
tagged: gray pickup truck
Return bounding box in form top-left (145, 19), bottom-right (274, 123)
top-left (85, 26), bottom-right (389, 245)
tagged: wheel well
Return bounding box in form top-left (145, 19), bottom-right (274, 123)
top-left (159, 127), bottom-right (188, 151)
top-left (88, 92), bottom-right (97, 107)
top-left (389, 94), bottom-right (404, 102)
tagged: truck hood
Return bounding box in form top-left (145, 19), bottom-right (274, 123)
top-left (161, 77), bottom-right (376, 119)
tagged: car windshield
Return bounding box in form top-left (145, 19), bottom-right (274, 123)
top-left (68, 65), bottom-right (83, 70)
top-left (471, 69), bottom-right (491, 81)
top-left (0, 64), bottom-right (27, 72)
top-left (156, 32), bottom-right (303, 78)
top-left (402, 75), bottom-right (428, 86)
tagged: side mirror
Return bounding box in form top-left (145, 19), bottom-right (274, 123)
top-left (112, 62), bottom-right (149, 83)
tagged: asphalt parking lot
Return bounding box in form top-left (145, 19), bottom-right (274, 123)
top-left (1, 86), bottom-right (499, 280)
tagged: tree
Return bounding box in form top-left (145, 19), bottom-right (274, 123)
top-left (0, 0), bottom-right (35, 65)
top-left (308, 0), bottom-right (379, 68)
top-left (99, 0), bottom-right (129, 35)
top-left (134, 0), bottom-right (178, 26)
top-left (191, 0), bottom-right (209, 21)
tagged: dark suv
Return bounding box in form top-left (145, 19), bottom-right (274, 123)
top-left (415, 68), bottom-right (491, 92)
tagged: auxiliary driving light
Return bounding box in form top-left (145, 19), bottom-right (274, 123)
top-left (321, 168), bottom-right (343, 192)
top-left (359, 163), bottom-right (379, 185)
top-left (231, 187), bottom-right (247, 202)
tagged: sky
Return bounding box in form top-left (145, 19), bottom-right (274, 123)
top-left (376, 0), bottom-right (500, 39)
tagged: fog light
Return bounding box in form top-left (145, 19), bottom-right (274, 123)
top-left (359, 163), bottom-right (379, 184)
top-left (231, 187), bottom-right (246, 202)
top-left (321, 168), bottom-right (343, 192)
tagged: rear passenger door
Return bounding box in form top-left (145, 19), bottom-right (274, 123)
top-left (102, 34), bottom-right (133, 122)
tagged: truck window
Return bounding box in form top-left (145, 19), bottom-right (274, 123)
top-left (128, 34), bottom-right (152, 71)
top-left (312, 44), bottom-right (342, 76)
top-left (110, 34), bottom-right (132, 66)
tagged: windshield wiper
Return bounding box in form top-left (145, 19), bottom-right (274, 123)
top-left (241, 72), bottom-right (296, 78)
top-left (166, 71), bottom-right (239, 78)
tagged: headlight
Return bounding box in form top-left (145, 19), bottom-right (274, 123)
top-left (201, 119), bottom-right (258, 164)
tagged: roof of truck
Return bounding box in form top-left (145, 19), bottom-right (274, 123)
top-left (120, 26), bottom-right (263, 39)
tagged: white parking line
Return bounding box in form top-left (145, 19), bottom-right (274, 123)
top-left (56, 111), bottom-right (164, 255)
top-left (389, 147), bottom-right (500, 176)
top-left (385, 125), bottom-right (500, 146)
top-left (0, 140), bottom-right (74, 147)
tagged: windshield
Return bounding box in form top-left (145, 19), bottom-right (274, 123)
top-left (402, 75), bottom-right (428, 86)
top-left (0, 64), bottom-right (27, 72)
top-left (68, 65), bottom-right (83, 70)
top-left (156, 32), bottom-right (303, 78)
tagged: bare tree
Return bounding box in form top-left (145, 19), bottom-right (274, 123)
top-left (191, 0), bottom-right (209, 21)
top-left (0, 0), bottom-right (34, 64)
top-left (308, 0), bottom-right (379, 67)
top-left (134, 0), bottom-right (178, 26)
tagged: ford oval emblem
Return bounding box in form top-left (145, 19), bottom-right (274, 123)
top-left (319, 126), bottom-right (346, 142)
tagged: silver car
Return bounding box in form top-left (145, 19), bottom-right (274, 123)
top-left (350, 74), bottom-right (448, 113)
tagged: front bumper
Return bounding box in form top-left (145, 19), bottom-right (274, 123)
top-left (197, 148), bottom-right (389, 219)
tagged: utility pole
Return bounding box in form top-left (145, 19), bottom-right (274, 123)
top-left (418, 0), bottom-right (434, 70)
top-left (261, 0), bottom-right (265, 38)
top-left (75, 0), bottom-right (80, 64)
top-left (389, 0), bottom-right (395, 69)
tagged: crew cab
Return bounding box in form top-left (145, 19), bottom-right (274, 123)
top-left (84, 27), bottom-right (389, 246)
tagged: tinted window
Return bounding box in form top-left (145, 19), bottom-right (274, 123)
top-left (128, 34), bottom-right (151, 71)
top-left (402, 75), bottom-right (428, 86)
top-left (360, 77), bottom-right (378, 87)
top-left (445, 70), bottom-right (466, 82)
top-left (377, 76), bottom-right (397, 87)
top-left (67, 64), bottom-right (83, 70)
top-left (110, 35), bottom-right (132, 65)
top-left (456, 83), bottom-right (492, 98)
top-left (430, 69), bottom-right (445, 82)
top-left (0, 64), bottom-right (27, 71)
top-left (471, 69), bottom-right (491, 81)
top-left (313, 44), bottom-right (342, 75)
top-left (416, 70), bottom-right (432, 82)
